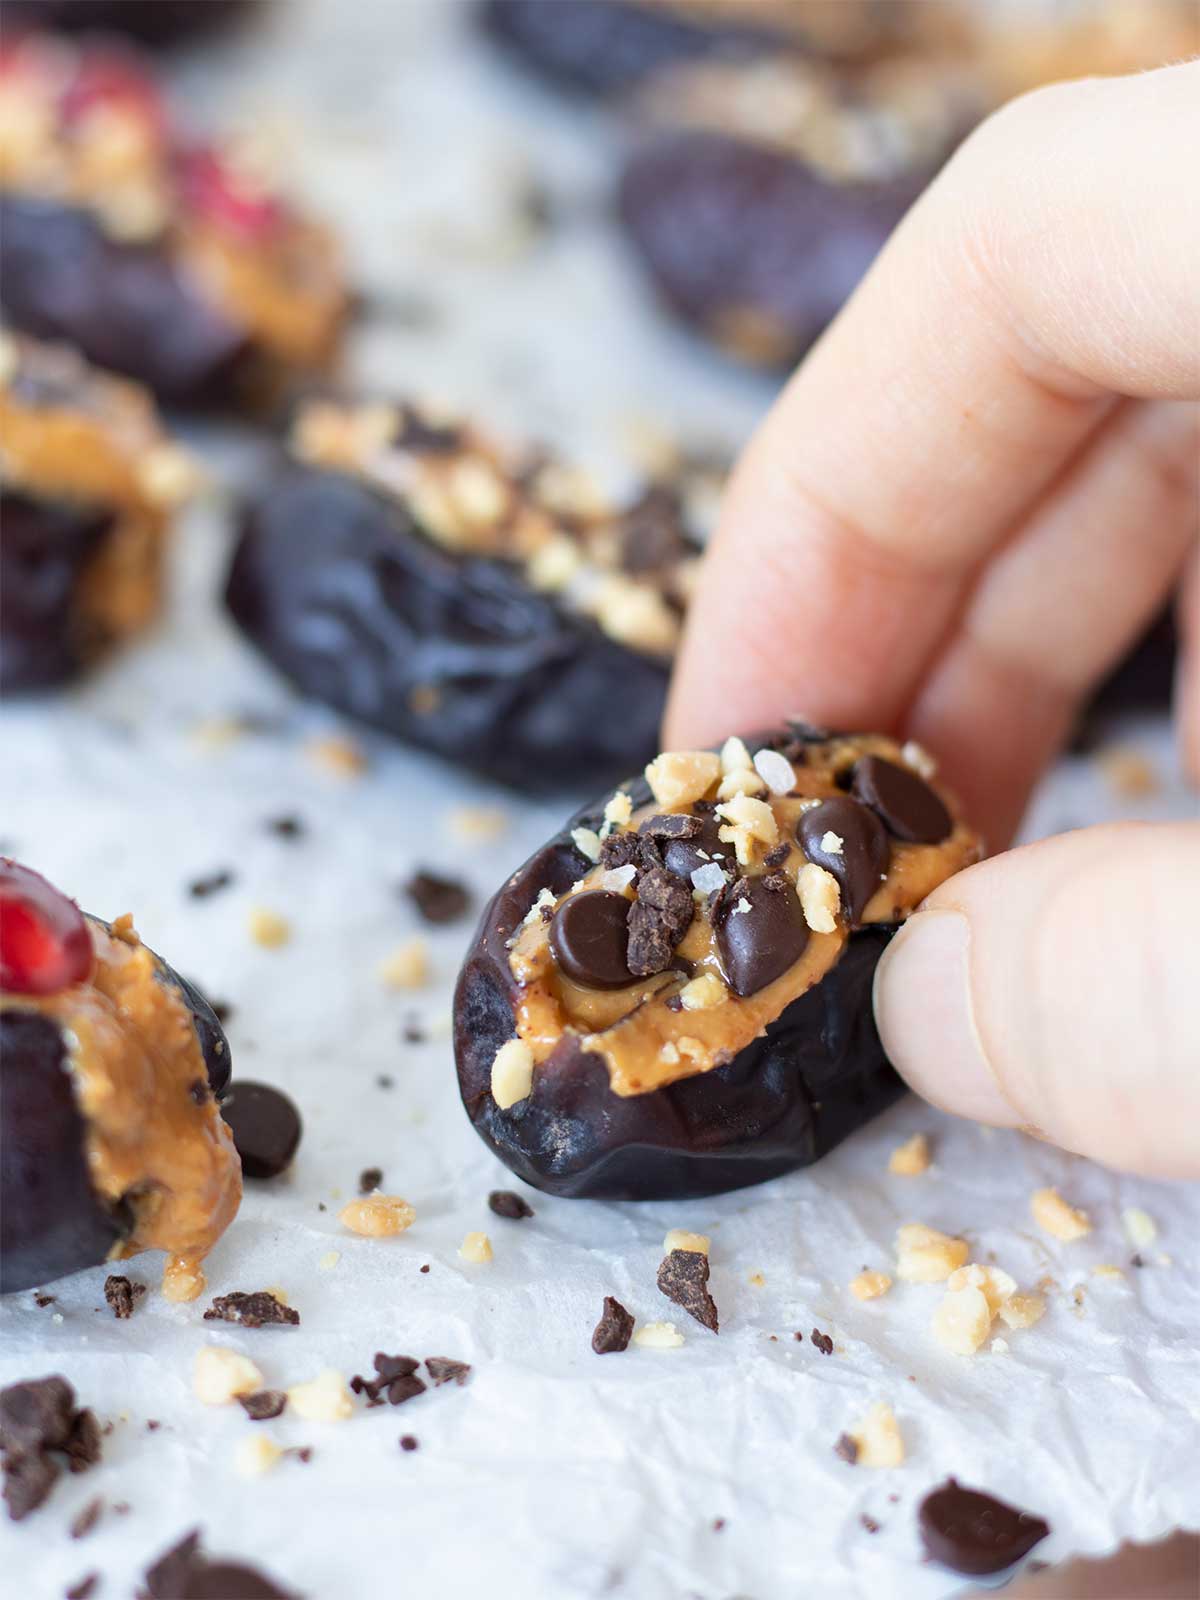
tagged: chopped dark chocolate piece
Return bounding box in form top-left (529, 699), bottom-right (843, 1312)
top-left (0, 1376), bottom-right (77, 1455)
top-left (350, 1354), bottom-right (426, 1408)
top-left (811, 1329), bottom-right (834, 1356)
top-left (626, 866), bottom-right (694, 979)
top-left (71, 1496), bottom-right (103, 1539)
top-left (265, 815), bottom-right (305, 840)
top-left (852, 756), bottom-right (952, 845)
top-left (762, 842), bottom-right (791, 869)
top-left (34, 1294), bottom-right (56, 1308)
top-left (424, 1358), bottom-right (471, 1388)
top-left (219, 1082), bottom-right (302, 1180)
top-left (860, 1514), bottom-right (881, 1534)
top-left (399, 1434), bottom-right (419, 1452)
top-left (637, 813), bottom-right (703, 842)
top-left (592, 1296), bottom-right (635, 1354)
top-left (65, 1574), bottom-right (98, 1600)
top-left (657, 1249), bottom-right (718, 1332)
top-left (203, 1292), bottom-right (299, 1329)
top-left (549, 892), bottom-right (634, 989)
top-left (618, 485), bottom-right (691, 574)
top-left (599, 830), bottom-right (661, 874)
top-left (404, 870), bottom-right (471, 925)
top-left (188, 871), bottom-right (234, 900)
top-left (64, 1410), bottom-right (101, 1473)
top-left (834, 1434), bottom-right (859, 1465)
top-left (918, 1479), bottom-right (1050, 1576)
top-left (104, 1275), bottom-right (145, 1320)
top-left (797, 796), bottom-right (890, 923)
top-left (487, 1190), bottom-right (534, 1220)
top-left (238, 1391), bottom-right (288, 1423)
top-left (358, 1167), bottom-right (383, 1194)
top-left (3, 1449), bottom-right (59, 1521)
top-left (713, 874), bottom-right (809, 997)
top-left (142, 1528), bottom-right (297, 1599)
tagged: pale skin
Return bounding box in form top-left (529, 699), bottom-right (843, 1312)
top-left (666, 60), bottom-right (1200, 1183)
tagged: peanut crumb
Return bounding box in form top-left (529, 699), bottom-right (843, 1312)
top-left (719, 737), bottom-right (754, 774)
top-left (895, 1224), bottom-right (969, 1283)
top-left (287, 1370), bottom-right (354, 1423)
top-left (849, 1271), bottom-right (892, 1301)
top-left (603, 791), bottom-right (633, 830)
top-left (448, 805), bottom-right (508, 841)
top-left (679, 973), bottom-right (728, 1011)
top-left (633, 1321), bottom-right (685, 1350)
top-left (747, 1272), bottom-right (765, 1287)
top-left (458, 1232), bottom-right (493, 1264)
top-left (997, 1292), bottom-right (1046, 1330)
top-left (645, 751), bottom-right (721, 809)
top-left (716, 767), bottom-right (767, 801)
top-left (888, 1133), bottom-right (931, 1176)
top-left (570, 826), bottom-right (602, 863)
top-left (796, 862), bottom-right (840, 933)
top-left (1121, 1207), bottom-right (1157, 1249)
top-left (1092, 1264), bottom-right (1126, 1281)
top-left (1031, 1186), bottom-right (1091, 1242)
top-left (932, 1284), bottom-right (992, 1355)
top-left (306, 733), bottom-right (368, 778)
top-left (378, 939), bottom-right (429, 990)
top-left (248, 908), bottom-right (291, 949)
top-left (847, 1403), bottom-right (904, 1468)
top-left (490, 1038), bottom-right (534, 1109)
top-left (338, 1195), bottom-right (415, 1238)
top-left (663, 1230), bottom-right (709, 1255)
top-left (194, 1347), bottom-right (263, 1406)
top-left (901, 741), bottom-right (937, 780)
top-left (716, 793), bottom-right (779, 865)
top-left (946, 1263), bottom-right (1017, 1316)
top-left (317, 1251), bottom-right (340, 1272)
top-left (235, 1433), bottom-right (282, 1477)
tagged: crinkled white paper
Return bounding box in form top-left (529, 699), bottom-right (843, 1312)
top-left (2, 4), bottom-right (1197, 1596)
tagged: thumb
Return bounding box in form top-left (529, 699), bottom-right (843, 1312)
top-left (873, 822), bottom-right (1200, 1178)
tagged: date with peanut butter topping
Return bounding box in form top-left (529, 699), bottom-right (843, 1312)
top-left (453, 727), bottom-right (981, 1200)
top-left (0, 859), bottom-right (240, 1297)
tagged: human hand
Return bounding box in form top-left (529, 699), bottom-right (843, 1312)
top-left (665, 62), bottom-right (1200, 1177)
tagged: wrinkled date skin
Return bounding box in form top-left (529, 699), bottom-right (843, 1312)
top-left (226, 466), bottom-right (670, 792)
top-left (0, 197), bottom-right (248, 406)
top-left (454, 776), bottom-right (904, 1200)
top-left (0, 934), bottom-right (231, 1295)
top-left (0, 490), bottom-right (114, 694)
top-left (6, 1), bottom-right (249, 45)
top-left (619, 131), bottom-right (929, 369)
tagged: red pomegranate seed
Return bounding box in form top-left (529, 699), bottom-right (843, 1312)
top-left (176, 144), bottom-right (284, 239)
top-left (0, 859), bottom-right (93, 995)
top-left (60, 49), bottom-right (167, 136)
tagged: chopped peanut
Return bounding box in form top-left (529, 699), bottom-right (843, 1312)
top-left (663, 1230), bottom-right (709, 1256)
top-left (933, 1284), bottom-right (993, 1355)
top-left (490, 1038), bottom-right (534, 1109)
top-left (1031, 1187), bottom-right (1091, 1242)
top-left (997, 1292), bottom-right (1046, 1330)
top-left (848, 1403), bottom-right (904, 1468)
top-left (888, 1133), bottom-right (931, 1176)
top-left (633, 1321), bottom-right (684, 1349)
top-left (235, 1434), bottom-right (282, 1477)
top-left (248, 908), bottom-right (291, 949)
top-left (947, 1263), bottom-right (1018, 1316)
top-left (679, 973), bottom-right (728, 1011)
top-left (849, 1271), bottom-right (892, 1301)
top-left (287, 1370), bottom-right (354, 1422)
top-left (1121, 1207), bottom-right (1157, 1249)
top-left (338, 1195), bottom-right (416, 1238)
top-left (458, 1232), bottom-right (493, 1264)
top-left (378, 939), bottom-right (429, 990)
top-left (796, 862), bottom-right (840, 933)
top-left (645, 751), bottom-right (721, 809)
top-left (194, 1347), bottom-right (263, 1406)
top-left (895, 1223), bottom-right (969, 1283)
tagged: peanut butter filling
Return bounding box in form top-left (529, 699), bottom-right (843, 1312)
top-left (0, 917), bottom-right (242, 1301)
top-left (506, 733), bottom-right (981, 1098)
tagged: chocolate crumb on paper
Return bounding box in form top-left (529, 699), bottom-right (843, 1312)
top-left (400, 1435), bottom-right (419, 1452)
top-left (70, 1497), bottom-right (103, 1540)
top-left (142, 1529), bottom-right (297, 1599)
top-left (350, 1354), bottom-right (426, 1408)
top-left (204, 1292), bottom-right (299, 1329)
top-left (592, 1297), bottom-right (636, 1354)
top-left (425, 1358), bottom-right (471, 1388)
top-left (487, 1189), bottom-right (534, 1220)
top-left (103, 1275), bottom-right (146, 1320)
top-left (358, 1167), bottom-right (384, 1194)
top-left (834, 1434), bottom-right (859, 1465)
top-left (0, 1376), bottom-right (101, 1522)
top-left (238, 1391), bottom-right (288, 1422)
top-left (65, 1576), bottom-right (98, 1600)
top-left (404, 870), bottom-right (472, 925)
top-left (811, 1328), bottom-right (834, 1356)
top-left (657, 1249), bottom-right (718, 1332)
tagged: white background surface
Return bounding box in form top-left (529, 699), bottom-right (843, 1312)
top-left (2, 4), bottom-right (1198, 1597)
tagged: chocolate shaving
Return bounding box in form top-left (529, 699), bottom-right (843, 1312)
top-left (835, 1434), bottom-right (859, 1465)
top-left (188, 870), bottom-right (234, 900)
top-left (350, 1354), bottom-right (426, 1408)
top-left (404, 870), bottom-right (471, 925)
top-left (656, 1250), bottom-right (719, 1333)
top-left (71, 1496), bottom-right (104, 1540)
top-left (203, 1293), bottom-right (299, 1330)
top-left (238, 1391), bottom-right (288, 1423)
top-left (424, 1358), bottom-right (471, 1388)
top-left (860, 1514), bottom-right (881, 1534)
top-left (487, 1190), bottom-right (533, 1220)
top-left (104, 1276), bottom-right (145, 1320)
top-left (591, 1296), bottom-right (635, 1355)
top-left (626, 867), bottom-right (693, 977)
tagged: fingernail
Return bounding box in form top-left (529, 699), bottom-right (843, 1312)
top-left (873, 909), bottom-right (1018, 1128)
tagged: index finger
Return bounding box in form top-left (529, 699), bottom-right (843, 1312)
top-left (666, 64), bottom-right (1200, 821)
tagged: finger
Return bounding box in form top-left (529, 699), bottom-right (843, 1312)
top-left (970, 1532), bottom-right (1200, 1600)
top-left (666, 62), bottom-right (1200, 751)
top-left (906, 398), bottom-right (1199, 844)
top-left (873, 822), bottom-right (1200, 1178)
top-left (1179, 538), bottom-right (1200, 783)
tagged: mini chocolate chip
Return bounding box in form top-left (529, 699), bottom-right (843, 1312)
top-left (403, 870), bottom-right (471, 925)
top-left (424, 1358), bottom-right (471, 1388)
top-left (204, 1292), bottom-right (299, 1329)
top-left (852, 756), bottom-right (952, 844)
top-left (918, 1479), bottom-right (1050, 1576)
top-left (714, 875), bottom-right (809, 998)
top-left (402, 1017), bottom-right (426, 1043)
top-left (103, 1276), bottom-right (145, 1320)
top-left (419, 1264), bottom-right (430, 1274)
top-left (376, 1074), bottom-right (394, 1089)
top-left (657, 1250), bottom-right (718, 1333)
top-left (834, 1434), bottom-right (859, 1465)
top-left (487, 1190), bottom-right (533, 1220)
top-left (811, 1328), bottom-right (833, 1356)
top-left (627, 867), bottom-right (693, 978)
top-left (797, 797), bottom-right (890, 922)
top-left (399, 1435), bottom-right (419, 1452)
top-left (70, 1496), bottom-right (103, 1540)
top-left (187, 870), bottom-right (234, 900)
top-left (592, 1296), bottom-right (635, 1354)
top-left (358, 1167), bottom-right (383, 1194)
top-left (549, 891), bottom-right (633, 989)
top-left (220, 1081), bottom-right (302, 1180)
top-left (238, 1391), bottom-right (288, 1422)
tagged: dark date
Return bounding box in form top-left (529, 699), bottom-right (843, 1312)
top-left (4, 1), bottom-right (250, 46)
top-left (225, 466), bottom-right (670, 792)
top-left (453, 770), bottom-right (904, 1200)
top-left (0, 490), bottom-right (114, 694)
top-left (619, 131), bottom-right (927, 368)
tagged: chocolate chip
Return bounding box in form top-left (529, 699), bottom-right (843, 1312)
top-left (265, 815), bottom-right (305, 839)
top-left (797, 796), bottom-right (890, 923)
top-left (238, 1391), bottom-right (287, 1423)
top-left (187, 870), bottom-right (234, 900)
top-left (627, 867), bottom-right (693, 977)
top-left (203, 1292), bottom-right (299, 1330)
top-left (834, 1434), bottom-right (859, 1465)
top-left (399, 1435), bottom-right (419, 1452)
top-left (403, 870), bottom-right (471, 925)
top-left (659, 814), bottom-right (730, 881)
top-left (220, 1082), bottom-right (302, 1180)
top-left (424, 1358), bottom-right (471, 1388)
top-left (657, 1250), bottom-right (718, 1333)
top-left (358, 1167), bottom-right (383, 1194)
top-left (811, 1328), bottom-right (833, 1356)
top-left (66, 1574), bottom-right (98, 1600)
top-left (549, 891), bottom-right (633, 989)
top-left (103, 1275), bottom-right (146, 1320)
top-left (487, 1190), bottom-right (533, 1220)
top-left (852, 756), bottom-right (951, 845)
top-left (714, 875), bottom-right (809, 998)
top-left (591, 1296), bottom-right (635, 1354)
top-left (70, 1497), bottom-right (104, 1541)
top-left (918, 1479), bottom-right (1050, 1576)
